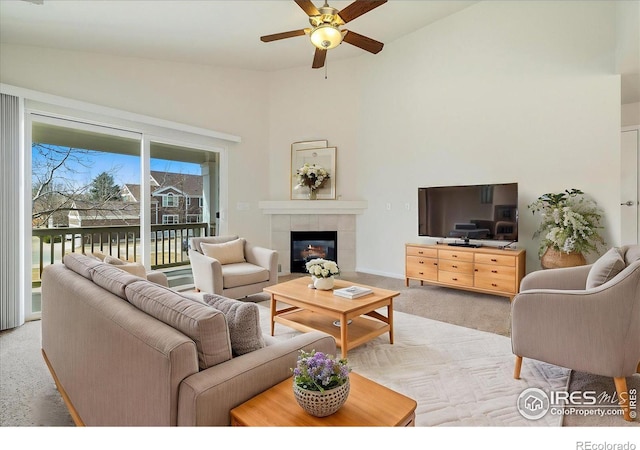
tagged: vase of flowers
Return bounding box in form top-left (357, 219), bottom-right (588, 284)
top-left (305, 258), bottom-right (340, 290)
top-left (295, 163), bottom-right (330, 200)
top-left (528, 188), bottom-right (606, 268)
top-left (292, 350), bottom-right (351, 417)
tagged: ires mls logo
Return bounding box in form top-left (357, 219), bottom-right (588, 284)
top-left (517, 387), bottom-right (638, 420)
top-left (517, 388), bottom-right (550, 420)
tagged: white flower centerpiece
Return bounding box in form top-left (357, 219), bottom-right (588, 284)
top-left (295, 163), bottom-right (330, 200)
top-left (305, 258), bottom-right (340, 290)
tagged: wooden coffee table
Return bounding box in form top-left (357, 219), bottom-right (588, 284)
top-left (264, 277), bottom-right (399, 358)
top-left (230, 372), bottom-right (417, 426)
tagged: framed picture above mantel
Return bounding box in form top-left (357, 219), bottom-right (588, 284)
top-left (290, 142), bottom-right (336, 200)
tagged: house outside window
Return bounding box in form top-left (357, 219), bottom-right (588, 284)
top-left (186, 196), bottom-right (191, 206)
top-left (163, 193), bottom-right (178, 207)
top-left (162, 214), bottom-right (179, 225)
top-left (186, 214), bottom-right (202, 223)
top-left (199, 197), bottom-right (204, 207)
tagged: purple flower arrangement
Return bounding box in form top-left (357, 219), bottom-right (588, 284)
top-left (292, 350), bottom-right (351, 392)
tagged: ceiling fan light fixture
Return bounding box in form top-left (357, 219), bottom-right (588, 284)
top-left (310, 24), bottom-right (343, 50)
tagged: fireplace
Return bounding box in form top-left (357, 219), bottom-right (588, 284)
top-left (290, 231), bottom-right (338, 274)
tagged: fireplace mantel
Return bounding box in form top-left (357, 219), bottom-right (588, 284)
top-left (258, 200), bottom-right (367, 215)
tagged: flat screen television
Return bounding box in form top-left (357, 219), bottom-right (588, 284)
top-left (418, 183), bottom-right (518, 245)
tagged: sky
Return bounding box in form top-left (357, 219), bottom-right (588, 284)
top-left (32, 146), bottom-right (202, 189)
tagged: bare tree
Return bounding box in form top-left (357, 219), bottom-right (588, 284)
top-left (31, 144), bottom-right (128, 227)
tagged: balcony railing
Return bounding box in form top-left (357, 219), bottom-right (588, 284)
top-left (31, 223), bottom-right (209, 287)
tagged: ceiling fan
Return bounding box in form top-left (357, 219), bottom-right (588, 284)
top-left (260, 0), bottom-right (387, 69)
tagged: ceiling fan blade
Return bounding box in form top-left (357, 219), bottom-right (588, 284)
top-left (338, 0), bottom-right (387, 24)
top-left (260, 29), bottom-right (307, 42)
top-left (342, 30), bottom-right (384, 54)
top-left (295, 0), bottom-right (320, 17)
top-left (312, 48), bottom-right (327, 69)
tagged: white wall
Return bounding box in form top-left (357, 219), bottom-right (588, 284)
top-left (0, 44), bottom-right (273, 246)
top-left (622, 102), bottom-right (640, 127)
top-left (0, 1), bottom-right (625, 279)
top-left (268, 1), bottom-right (622, 277)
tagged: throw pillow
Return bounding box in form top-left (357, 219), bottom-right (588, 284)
top-left (92, 251), bottom-right (108, 261)
top-left (104, 255), bottom-right (147, 278)
top-left (585, 247), bottom-right (626, 289)
top-left (201, 238), bottom-right (246, 265)
top-left (202, 294), bottom-right (265, 356)
top-left (104, 255), bottom-right (125, 265)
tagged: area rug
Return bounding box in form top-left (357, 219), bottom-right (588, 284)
top-left (257, 303), bottom-right (569, 427)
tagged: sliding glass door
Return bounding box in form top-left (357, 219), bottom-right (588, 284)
top-left (27, 115), bottom-right (221, 318)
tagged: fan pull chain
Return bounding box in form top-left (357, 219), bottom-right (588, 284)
top-left (324, 59), bottom-right (328, 80)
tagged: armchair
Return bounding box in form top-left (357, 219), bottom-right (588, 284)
top-left (189, 235), bottom-right (278, 299)
top-left (511, 245), bottom-right (640, 421)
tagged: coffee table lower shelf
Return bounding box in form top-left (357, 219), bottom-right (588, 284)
top-left (274, 309), bottom-right (389, 354)
top-left (230, 372), bottom-right (417, 426)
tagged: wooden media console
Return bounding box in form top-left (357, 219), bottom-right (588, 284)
top-left (405, 243), bottom-right (526, 300)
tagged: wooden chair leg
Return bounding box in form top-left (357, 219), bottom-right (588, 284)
top-left (637, 361), bottom-right (640, 373)
top-left (613, 377), bottom-right (632, 422)
top-left (514, 355), bottom-right (523, 379)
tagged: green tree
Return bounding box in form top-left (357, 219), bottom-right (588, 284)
top-left (90, 172), bottom-right (121, 202)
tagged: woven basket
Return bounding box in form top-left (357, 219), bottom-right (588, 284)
top-left (541, 247), bottom-right (587, 269)
top-left (293, 379), bottom-right (350, 417)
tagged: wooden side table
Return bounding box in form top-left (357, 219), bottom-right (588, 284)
top-left (230, 372), bottom-right (417, 426)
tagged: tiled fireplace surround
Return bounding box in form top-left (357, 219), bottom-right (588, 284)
top-left (258, 201), bottom-right (367, 275)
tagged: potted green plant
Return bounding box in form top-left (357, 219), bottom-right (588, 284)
top-left (528, 188), bottom-right (606, 268)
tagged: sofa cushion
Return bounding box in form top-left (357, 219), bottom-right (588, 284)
top-left (125, 281), bottom-right (232, 369)
top-left (63, 253), bottom-right (103, 280)
top-left (190, 235), bottom-right (239, 254)
top-left (221, 263), bottom-right (270, 289)
top-left (104, 255), bottom-right (147, 278)
top-left (90, 263), bottom-right (146, 299)
top-left (201, 238), bottom-right (246, 265)
top-left (202, 294), bottom-right (265, 356)
top-left (586, 247), bottom-right (626, 289)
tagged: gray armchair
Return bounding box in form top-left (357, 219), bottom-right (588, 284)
top-left (511, 245), bottom-right (640, 421)
top-left (188, 235), bottom-right (278, 299)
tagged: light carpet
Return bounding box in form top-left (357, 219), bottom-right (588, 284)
top-left (257, 302), bottom-right (569, 427)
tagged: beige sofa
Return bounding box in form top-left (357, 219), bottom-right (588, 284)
top-left (41, 253), bottom-right (335, 426)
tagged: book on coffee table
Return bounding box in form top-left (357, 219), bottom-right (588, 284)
top-left (333, 286), bottom-right (373, 299)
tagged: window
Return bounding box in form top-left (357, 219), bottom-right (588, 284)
top-left (199, 197), bottom-right (204, 207)
top-left (186, 214), bottom-right (202, 223)
top-left (163, 193), bottom-right (178, 207)
top-left (186, 196), bottom-right (191, 206)
top-left (162, 214), bottom-right (179, 225)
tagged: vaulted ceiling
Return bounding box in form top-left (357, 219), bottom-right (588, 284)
top-left (1, 0), bottom-right (638, 103)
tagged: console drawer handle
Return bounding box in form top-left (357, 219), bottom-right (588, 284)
top-left (491, 258), bottom-right (497, 262)
top-left (491, 270), bottom-right (497, 273)
top-left (492, 283), bottom-right (498, 287)
top-left (452, 277), bottom-right (458, 281)
top-left (418, 251), bottom-right (424, 254)
top-left (419, 260), bottom-right (424, 264)
top-left (452, 265), bottom-right (457, 268)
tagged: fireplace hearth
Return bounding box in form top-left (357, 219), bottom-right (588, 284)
top-left (290, 231), bottom-right (337, 274)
